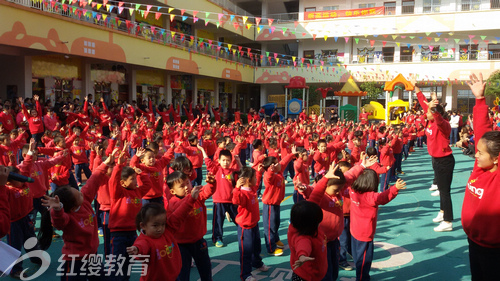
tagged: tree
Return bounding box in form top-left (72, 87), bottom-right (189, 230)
top-left (291, 85), bottom-right (320, 106)
top-left (360, 81), bottom-right (383, 101)
top-left (485, 70), bottom-right (500, 98)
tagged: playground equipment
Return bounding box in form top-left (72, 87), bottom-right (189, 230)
top-left (383, 74), bottom-right (414, 124)
top-left (316, 87), bottom-right (333, 115)
top-left (340, 104), bottom-right (358, 122)
top-left (284, 76), bottom-right (309, 119)
top-left (362, 100), bottom-right (410, 125)
top-left (334, 76), bottom-right (367, 122)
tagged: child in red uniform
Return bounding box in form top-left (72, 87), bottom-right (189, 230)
top-left (233, 166), bottom-right (269, 281)
top-left (288, 200), bottom-right (327, 281)
top-left (461, 73), bottom-right (500, 280)
top-left (262, 148), bottom-right (296, 256)
top-left (39, 152), bottom-right (116, 280)
top-left (0, 166), bottom-right (10, 238)
top-left (313, 139), bottom-right (330, 177)
top-left (126, 188), bottom-right (201, 281)
top-left (350, 169), bottom-right (407, 281)
top-left (107, 150), bottom-right (153, 281)
top-left (20, 95), bottom-right (44, 144)
top-left (292, 147), bottom-right (314, 203)
top-left (167, 172), bottom-right (216, 281)
top-left (70, 138), bottom-right (92, 186)
top-left (177, 135), bottom-right (204, 186)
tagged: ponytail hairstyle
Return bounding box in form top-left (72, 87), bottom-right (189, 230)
top-left (135, 203), bottom-right (166, 232)
top-left (352, 169), bottom-right (379, 194)
top-left (38, 185), bottom-right (79, 250)
top-left (234, 166), bottom-right (255, 187)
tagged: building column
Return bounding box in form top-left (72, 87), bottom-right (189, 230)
top-left (193, 78), bottom-right (198, 105)
top-left (129, 69), bottom-right (137, 102)
top-left (82, 60), bottom-right (92, 99)
top-left (260, 84), bottom-right (268, 106)
top-left (214, 80), bottom-right (219, 105)
top-left (445, 84), bottom-right (453, 111)
top-left (165, 73), bottom-right (172, 104)
top-left (343, 38), bottom-right (351, 64)
top-left (23, 56), bottom-right (32, 99)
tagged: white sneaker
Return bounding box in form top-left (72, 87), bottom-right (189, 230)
top-left (434, 221), bottom-right (453, 232)
top-left (433, 212), bottom-right (444, 223)
top-left (258, 264), bottom-right (270, 272)
top-left (431, 190), bottom-right (440, 197)
top-left (429, 184), bottom-right (438, 191)
top-left (245, 276), bottom-right (257, 281)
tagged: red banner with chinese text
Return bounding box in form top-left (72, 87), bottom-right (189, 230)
top-left (305, 7), bottom-right (384, 20)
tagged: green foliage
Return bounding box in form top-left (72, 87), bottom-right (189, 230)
top-left (485, 70), bottom-right (500, 98)
top-left (291, 85), bottom-right (320, 105)
top-left (360, 81), bottom-right (383, 101)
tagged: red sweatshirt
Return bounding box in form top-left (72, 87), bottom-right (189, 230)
top-left (29, 154), bottom-right (65, 198)
top-left (50, 163), bottom-right (108, 260)
top-left (0, 111), bottom-right (16, 133)
top-left (0, 185), bottom-right (9, 237)
top-left (22, 101), bottom-right (44, 134)
top-left (349, 185), bottom-right (399, 241)
top-left (0, 133), bottom-right (27, 166)
top-left (70, 145), bottom-right (88, 165)
top-left (252, 149), bottom-right (266, 168)
top-left (168, 182), bottom-right (216, 244)
top-left (6, 154), bottom-right (37, 222)
top-left (425, 113), bottom-right (453, 158)
top-left (108, 164), bottom-right (152, 232)
top-left (313, 151), bottom-right (330, 174)
top-left (262, 154), bottom-right (295, 205)
top-left (130, 147), bottom-right (174, 199)
top-left (462, 98), bottom-right (500, 248)
top-left (379, 145), bottom-right (395, 167)
top-left (179, 145), bottom-right (204, 169)
top-left (94, 157), bottom-right (111, 212)
top-left (205, 158), bottom-right (239, 204)
top-left (293, 156), bottom-right (313, 186)
top-left (133, 195), bottom-right (195, 281)
top-left (233, 176), bottom-right (262, 229)
top-left (287, 225), bottom-right (328, 281)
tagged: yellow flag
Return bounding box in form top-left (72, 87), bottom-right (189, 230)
top-left (396, 42), bottom-right (400, 47)
top-left (102, 14), bottom-right (107, 20)
top-left (168, 8), bottom-right (174, 13)
top-left (228, 44), bottom-right (232, 50)
top-left (292, 56), bottom-right (296, 62)
top-left (242, 16), bottom-right (248, 24)
top-left (276, 58), bottom-right (280, 63)
top-left (97, 3), bottom-right (102, 9)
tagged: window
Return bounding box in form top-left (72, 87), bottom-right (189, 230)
top-left (462, 0), bottom-right (481, 10)
top-left (423, 0), bottom-right (441, 13)
top-left (305, 7), bottom-right (316, 12)
top-left (488, 44), bottom-right (500, 60)
top-left (357, 47), bottom-right (375, 63)
top-left (402, 0), bottom-right (415, 14)
top-left (457, 90), bottom-right (475, 114)
top-left (459, 44), bottom-right (478, 61)
top-left (359, 3), bottom-right (376, 8)
top-left (323, 6), bottom-right (339, 11)
top-left (320, 49), bottom-right (338, 63)
top-left (491, 0), bottom-right (500, 8)
top-left (383, 47), bottom-right (395, 62)
top-left (384, 2), bottom-right (396, 14)
top-left (400, 46), bottom-right (413, 62)
top-left (303, 50), bottom-right (315, 59)
top-left (421, 46), bottom-right (440, 61)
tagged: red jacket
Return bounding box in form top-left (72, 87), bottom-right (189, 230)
top-left (0, 111), bottom-right (16, 133)
top-left (462, 98), bottom-right (500, 248)
top-left (130, 147), bottom-right (174, 199)
top-left (5, 154), bottom-right (37, 222)
top-left (205, 157), bottom-right (239, 204)
top-left (70, 145), bottom-right (88, 165)
top-left (262, 154), bottom-right (295, 205)
top-left (179, 145), bottom-right (204, 169)
top-left (133, 195), bottom-right (195, 281)
top-left (43, 113), bottom-right (60, 131)
top-left (232, 174), bottom-right (262, 229)
top-left (349, 185), bottom-right (399, 241)
top-left (0, 184), bottom-right (9, 237)
top-left (29, 154), bottom-right (65, 198)
top-left (22, 101), bottom-right (44, 134)
top-left (293, 156), bottom-right (313, 186)
top-left (313, 151), bottom-right (330, 174)
top-left (50, 163), bottom-right (108, 260)
top-left (288, 225), bottom-right (328, 281)
top-left (168, 183), bottom-right (216, 243)
top-left (108, 164), bottom-right (152, 232)
top-left (425, 113), bottom-right (453, 158)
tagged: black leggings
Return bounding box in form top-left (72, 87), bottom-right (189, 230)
top-left (431, 154), bottom-right (455, 221)
top-left (468, 238), bottom-right (500, 281)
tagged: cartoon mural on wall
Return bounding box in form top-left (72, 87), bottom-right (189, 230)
top-left (0, 21), bottom-right (69, 53)
top-left (256, 29), bottom-right (297, 41)
top-left (255, 71), bottom-right (292, 83)
top-left (221, 68), bottom-right (242, 81)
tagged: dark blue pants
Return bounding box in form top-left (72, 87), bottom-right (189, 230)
top-left (99, 211), bottom-right (111, 257)
top-left (394, 153), bottom-right (402, 173)
top-left (108, 231), bottom-right (137, 281)
top-left (450, 127), bottom-right (458, 145)
top-left (263, 204), bottom-right (280, 253)
top-left (352, 236), bottom-right (374, 281)
top-left (141, 196), bottom-right (164, 206)
top-left (75, 163), bottom-right (92, 184)
top-left (7, 215), bottom-right (41, 273)
top-left (192, 167), bottom-right (203, 186)
top-left (369, 140), bottom-right (376, 148)
top-left (239, 147), bottom-right (247, 167)
top-left (339, 216), bottom-right (352, 264)
top-left (417, 136), bottom-right (424, 147)
top-left (178, 239), bottom-right (212, 281)
top-left (379, 169), bottom-right (390, 192)
top-left (322, 238), bottom-right (340, 281)
top-left (403, 144), bottom-right (409, 160)
top-left (29, 196), bottom-right (47, 233)
top-left (59, 258), bottom-right (102, 281)
top-left (212, 203), bottom-right (238, 243)
top-left (293, 189), bottom-right (305, 204)
top-left (237, 225), bottom-right (263, 281)
top-left (283, 159), bottom-right (295, 180)
top-left (257, 180), bottom-right (264, 197)
top-left (311, 160), bottom-right (316, 178)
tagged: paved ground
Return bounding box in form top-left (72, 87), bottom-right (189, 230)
top-left (2, 147), bottom-right (475, 280)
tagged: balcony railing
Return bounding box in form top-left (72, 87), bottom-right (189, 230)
top-left (7, 0), bottom-right (257, 66)
top-left (207, 0), bottom-right (253, 16)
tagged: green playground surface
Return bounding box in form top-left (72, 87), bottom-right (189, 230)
top-left (3, 147), bottom-right (475, 281)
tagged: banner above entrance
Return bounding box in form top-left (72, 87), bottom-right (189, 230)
top-left (305, 7), bottom-right (384, 20)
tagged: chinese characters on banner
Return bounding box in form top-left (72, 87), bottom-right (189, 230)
top-left (305, 7), bottom-right (384, 20)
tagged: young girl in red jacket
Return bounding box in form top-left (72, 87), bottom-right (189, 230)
top-left (39, 151), bottom-right (116, 280)
top-left (350, 169), bottom-right (407, 281)
top-left (233, 166), bottom-right (270, 281)
top-left (288, 200), bottom-right (327, 281)
top-left (126, 186), bottom-right (200, 281)
top-left (461, 73), bottom-right (500, 280)
top-left (20, 95), bottom-right (44, 144)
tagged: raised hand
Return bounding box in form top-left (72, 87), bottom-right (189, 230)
top-left (467, 73), bottom-right (486, 99)
top-left (135, 147), bottom-right (145, 158)
top-left (324, 162), bottom-right (340, 179)
top-left (395, 179), bottom-right (407, 190)
top-left (191, 185), bottom-right (201, 200)
top-left (41, 195), bottom-right (62, 211)
top-left (206, 173), bottom-right (216, 184)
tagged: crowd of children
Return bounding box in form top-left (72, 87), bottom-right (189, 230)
top-left (0, 74), bottom-right (499, 281)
